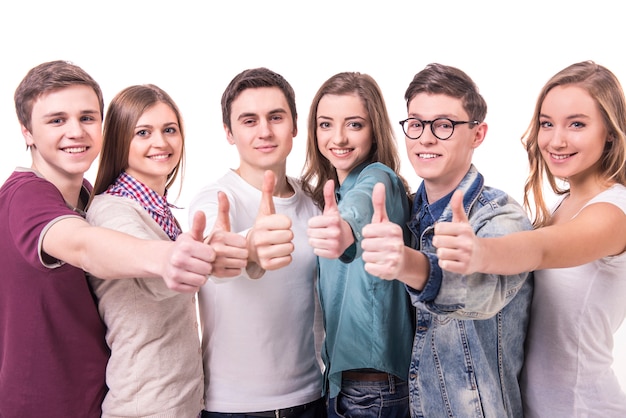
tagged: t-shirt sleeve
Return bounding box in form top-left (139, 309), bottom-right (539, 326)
top-left (9, 177), bottom-right (85, 268)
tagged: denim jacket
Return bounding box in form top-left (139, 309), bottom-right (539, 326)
top-left (407, 165), bottom-right (533, 418)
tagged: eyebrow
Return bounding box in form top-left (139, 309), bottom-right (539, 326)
top-left (539, 113), bottom-right (589, 120)
top-left (236, 108), bottom-right (287, 121)
top-left (317, 115), bottom-right (367, 121)
top-left (407, 113), bottom-right (459, 119)
top-left (42, 109), bottom-right (100, 118)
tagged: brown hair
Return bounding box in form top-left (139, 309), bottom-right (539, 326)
top-left (522, 61), bottom-right (626, 227)
top-left (221, 67), bottom-right (297, 131)
top-left (301, 71), bottom-right (409, 209)
top-left (91, 84), bottom-right (185, 198)
top-left (404, 63), bottom-right (487, 123)
top-left (14, 60), bottom-right (104, 133)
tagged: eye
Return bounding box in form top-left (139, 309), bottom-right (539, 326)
top-left (570, 121), bottom-right (586, 129)
top-left (50, 117), bottom-right (64, 125)
top-left (347, 122), bottom-right (363, 129)
top-left (242, 118), bottom-right (256, 126)
top-left (408, 119), bottom-right (422, 129)
top-left (318, 122), bottom-right (330, 129)
top-left (80, 115), bottom-right (97, 123)
top-left (164, 127), bottom-right (177, 134)
top-left (270, 114), bottom-right (283, 122)
top-left (539, 120), bottom-right (553, 129)
top-left (135, 129), bottom-right (149, 137)
top-left (434, 119), bottom-right (453, 130)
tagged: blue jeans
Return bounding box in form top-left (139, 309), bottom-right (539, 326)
top-left (328, 376), bottom-right (409, 418)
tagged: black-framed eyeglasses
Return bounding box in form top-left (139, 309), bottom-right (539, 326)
top-left (399, 117), bottom-right (480, 140)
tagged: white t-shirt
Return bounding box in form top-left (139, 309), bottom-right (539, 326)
top-left (189, 170), bottom-right (323, 413)
top-left (522, 184), bottom-right (626, 417)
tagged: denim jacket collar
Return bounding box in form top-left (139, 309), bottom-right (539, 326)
top-left (412, 164), bottom-right (484, 225)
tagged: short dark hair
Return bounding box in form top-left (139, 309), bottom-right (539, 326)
top-left (405, 63), bottom-right (487, 122)
top-left (221, 67), bottom-right (297, 131)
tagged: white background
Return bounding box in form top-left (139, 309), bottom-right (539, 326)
top-left (1, 0), bottom-right (624, 388)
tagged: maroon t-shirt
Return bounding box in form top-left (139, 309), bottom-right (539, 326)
top-left (0, 170), bottom-right (109, 417)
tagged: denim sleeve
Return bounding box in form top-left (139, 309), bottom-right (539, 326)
top-left (406, 251), bottom-right (443, 302)
top-left (417, 198), bottom-right (533, 319)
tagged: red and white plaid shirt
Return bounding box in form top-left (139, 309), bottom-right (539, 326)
top-left (105, 172), bottom-right (182, 241)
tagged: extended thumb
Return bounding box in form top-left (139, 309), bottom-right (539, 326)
top-left (450, 189), bottom-right (469, 223)
top-left (370, 182), bottom-right (388, 223)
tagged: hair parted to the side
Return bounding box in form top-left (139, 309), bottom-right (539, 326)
top-left (301, 71), bottom-right (409, 210)
top-left (91, 84), bottom-right (186, 200)
top-left (221, 67), bottom-right (297, 132)
top-left (404, 63), bottom-right (487, 123)
top-left (522, 60), bottom-right (626, 228)
top-left (14, 60), bottom-right (104, 133)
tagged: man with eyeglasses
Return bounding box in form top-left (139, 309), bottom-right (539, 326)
top-left (361, 63), bottom-right (534, 417)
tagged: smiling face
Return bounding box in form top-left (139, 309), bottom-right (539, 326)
top-left (316, 93), bottom-right (373, 184)
top-left (537, 85), bottom-right (608, 184)
top-left (23, 84), bottom-right (102, 185)
top-left (405, 93), bottom-right (486, 201)
top-left (125, 102), bottom-right (183, 195)
top-left (225, 87), bottom-right (296, 178)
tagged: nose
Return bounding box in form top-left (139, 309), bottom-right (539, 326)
top-left (418, 123), bottom-right (437, 145)
top-left (548, 127), bottom-right (567, 149)
top-left (65, 117), bottom-right (85, 138)
top-left (152, 131), bottom-right (168, 147)
top-left (331, 126), bottom-right (348, 145)
top-left (258, 119), bottom-right (273, 138)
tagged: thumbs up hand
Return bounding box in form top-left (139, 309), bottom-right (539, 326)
top-left (362, 182), bottom-right (406, 280)
top-left (307, 179), bottom-right (353, 259)
top-left (205, 191), bottom-right (248, 278)
top-left (246, 170), bottom-right (294, 277)
top-left (161, 211), bottom-right (214, 293)
top-left (433, 189), bottom-right (480, 274)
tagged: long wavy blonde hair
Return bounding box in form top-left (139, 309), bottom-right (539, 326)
top-left (522, 61), bottom-right (626, 228)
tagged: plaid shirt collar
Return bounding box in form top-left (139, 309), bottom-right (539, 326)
top-left (105, 171), bottom-right (182, 241)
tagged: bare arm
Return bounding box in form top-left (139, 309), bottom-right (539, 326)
top-left (43, 211), bottom-right (215, 293)
top-left (434, 190), bottom-right (626, 275)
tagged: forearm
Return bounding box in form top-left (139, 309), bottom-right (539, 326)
top-left (477, 232), bottom-right (542, 275)
top-left (82, 229), bottom-right (170, 279)
top-left (396, 246), bottom-right (430, 290)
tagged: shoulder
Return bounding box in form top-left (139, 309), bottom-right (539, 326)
top-left (87, 194), bottom-right (144, 222)
top-left (470, 185), bottom-right (532, 232)
top-left (189, 171), bottom-right (249, 209)
top-left (587, 184), bottom-right (626, 214)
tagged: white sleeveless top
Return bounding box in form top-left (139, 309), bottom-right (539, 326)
top-left (522, 184), bottom-right (626, 417)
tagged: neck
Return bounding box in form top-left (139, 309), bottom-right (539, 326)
top-left (32, 163), bottom-right (84, 209)
top-left (235, 166), bottom-right (293, 197)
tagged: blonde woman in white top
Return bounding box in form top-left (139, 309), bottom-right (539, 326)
top-left (434, 61), bottom-right (626, 417)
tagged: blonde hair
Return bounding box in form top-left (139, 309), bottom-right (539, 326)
top-left (522, 61), bottom-right (626, 227)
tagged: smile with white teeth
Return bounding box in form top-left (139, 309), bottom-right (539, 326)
top-left (551, 153), bottom-right (574, 160)
top-left (148, 154), bottom-right (171, 161)
top-left (63, 146), bottom-right (88, 154)
top-left (418, 153), bottom-right (439, 159)
top-left (331, 148), bottom-right (352, 155)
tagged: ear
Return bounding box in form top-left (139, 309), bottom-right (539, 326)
top-left (21, 124), bottom-right (35, 147)
top-left (292, 116), bottom-right (298, 137)
top-left (471, 122), bottom-right (488, 149)
top-left (224, 123), bottom-right (235, 145)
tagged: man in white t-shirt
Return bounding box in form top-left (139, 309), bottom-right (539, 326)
top-left (190, 68), bottom-right (325, 418)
